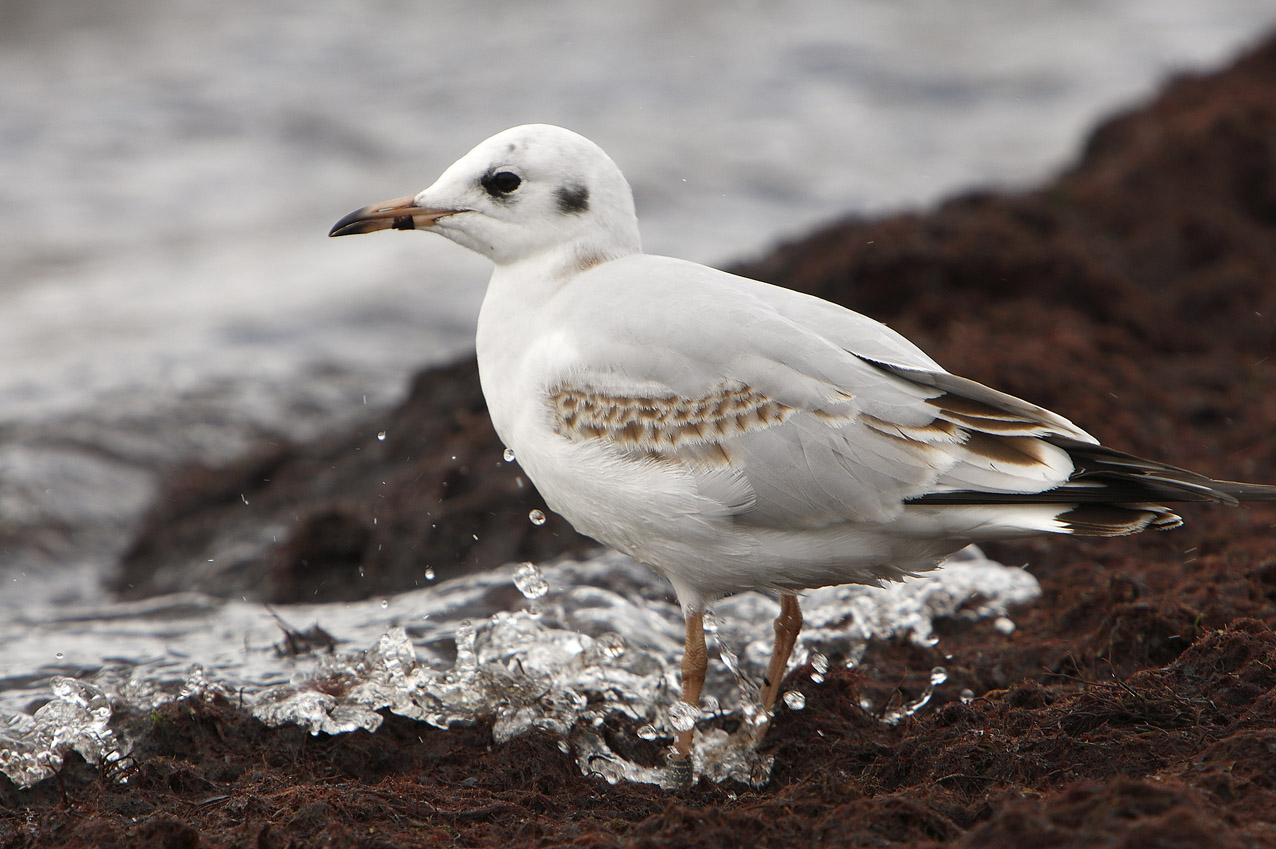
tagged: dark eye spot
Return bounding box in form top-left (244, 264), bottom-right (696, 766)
top-left (556, 184), bottom-right (590, 214)
top-left (482, 170), bottom-right (522, 197)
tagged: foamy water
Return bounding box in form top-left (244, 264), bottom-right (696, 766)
top-left (0, 546), bottom-right (1038, 788)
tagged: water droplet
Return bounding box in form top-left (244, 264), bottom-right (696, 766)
top-left (596, 632), bottom-right (626, 658)
top-left (528, 509), bottom-right (546, 526)
top-left (380, 599), bottom-right (389, 609)
top-left (783, 690), bottom-right (806, 710)
top-left (717, 640), bottom-right (742, 676)
top-left (669, 701), bottom-right (701, 732)
top-left (960, 688), bottom-right (975, 704)
top-left (454, 620), bottom-right (478, 673)
top-left (637, 724), bottom-right (660, 741)
top-left (54, 652), bottom-right (64, 660)
top-left (503, 448), bottom-right (515, 462)
top-left (591, 756), bottom-right (623, 784)
top-left (424, 567), bottom-right (435, 581)
top-left (994, 616), bottom-right (1016, 635)
top-left (881, 668), bottom-right (947, 725)
top-left (810, 651), bottom-right (828, 682)
top-left (513, 562), bottom-right (548, 599)
top-left (377, 431), bottom-right (387, 442)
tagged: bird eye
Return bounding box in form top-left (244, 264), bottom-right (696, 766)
top-left (482, 170), bottom-right (522, 196)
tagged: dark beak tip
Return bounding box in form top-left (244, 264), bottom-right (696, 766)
top-left (329, 208), bottom-right (368, 238)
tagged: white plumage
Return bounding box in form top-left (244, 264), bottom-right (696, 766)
top-left (331, 124), bottom-right (1276, 775)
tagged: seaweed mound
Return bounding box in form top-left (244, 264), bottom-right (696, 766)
top-left (11, 31), bottom-right (1275, 849)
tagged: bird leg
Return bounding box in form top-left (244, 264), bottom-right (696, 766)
top-left (759, 594), bottom-right (803, 714)
top-left (673, 610), bottom-right (707, 761)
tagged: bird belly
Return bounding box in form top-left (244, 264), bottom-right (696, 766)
top-left (501, 413), bottom-right (970, 606)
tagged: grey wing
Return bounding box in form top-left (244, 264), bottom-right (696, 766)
top-left (548, 349), bottom-right (1262, 539)
top-left (544, 258), bottom-right (1265, 536)
top-left (718, 357), bottom-right (1093, 528)
top-left (548, 353), bottom-right (1092, 530)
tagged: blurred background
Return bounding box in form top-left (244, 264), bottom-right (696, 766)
top-left (2, 0), bottom-right (1276, 606)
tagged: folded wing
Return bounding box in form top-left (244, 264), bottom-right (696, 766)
top-left (543, 256), bottom-right (1276, 540)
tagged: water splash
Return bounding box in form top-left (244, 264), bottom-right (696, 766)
top-left (0, 678), bottom-right (128, 788)
top-left (881, 666), bottom-right (949, 726)
top-left (668, 701), bottom-right (701, 732)
top-left (0, 546), bottom-right (1037, 788)
top-left (513, 562), bottom-right (549, 600)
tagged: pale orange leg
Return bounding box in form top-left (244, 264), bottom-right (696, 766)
top-left (673, 610), bottom-right (707, 760)
top-left (759, 594), bottom-right (803, 714)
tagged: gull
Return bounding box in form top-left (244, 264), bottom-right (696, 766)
top-left (331, 124), bottom-right (1276, 773)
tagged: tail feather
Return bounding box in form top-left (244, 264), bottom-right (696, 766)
top-left (1054, 503), bottom-right (1183, 537)
top-left (1207, 479), bottom-right (1276, 502)
top-left (908, 439), bottom-right (1274, 538)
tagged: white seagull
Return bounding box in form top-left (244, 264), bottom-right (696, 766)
top-left (331, 124), bottom-right (1276, 771)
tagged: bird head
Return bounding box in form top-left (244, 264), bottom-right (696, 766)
top-left (330, 124), bottom-right (641, 269)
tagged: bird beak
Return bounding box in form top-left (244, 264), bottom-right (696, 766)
top-left (328, 195), bottom-right (461, 237)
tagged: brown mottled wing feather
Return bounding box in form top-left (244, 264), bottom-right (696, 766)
top-left (546, 364), bottom-right (1084, 529)
top-left (547, 356), bottom-right (1275, 539)
top-left (550, 382), bottom-right (795, 455)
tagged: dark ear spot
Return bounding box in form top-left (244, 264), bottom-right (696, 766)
top-left (556, 184), bottom-right (590, 214)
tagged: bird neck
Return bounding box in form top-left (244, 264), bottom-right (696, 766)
top-left (479, 246), bottom-right (605, 335)
top-left (497, 226), bottom-right (639, 285)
